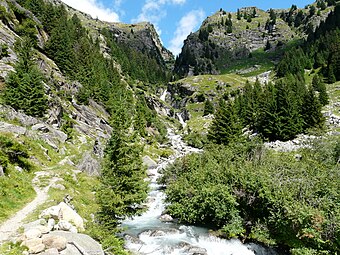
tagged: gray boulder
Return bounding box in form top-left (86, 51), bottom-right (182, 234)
top-left (49, 231), bottom-right (104, 255)
top-left (42, 234), bottom-right (67, 251)
top-left (0, 165), bottom-right (4, 176)
top-left (0, 121), bottom-right (26, 135)
top-left (142, 155), bottom-right (157, 169)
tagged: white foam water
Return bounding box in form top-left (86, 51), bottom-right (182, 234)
top-left (122, 129), bottom-right (277, 255)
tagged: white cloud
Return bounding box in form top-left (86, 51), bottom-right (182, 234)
top-left (132, 0), bottom-right (186, 25)
top-left (60, 0), bottom-right (120, 22)
top-left (114, 0), bottom-right (123, 8)
top-left (169, 9), bottom-right (205, 56)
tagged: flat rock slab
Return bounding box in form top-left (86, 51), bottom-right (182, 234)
top-left (49, 231), bottom-right (104, 255)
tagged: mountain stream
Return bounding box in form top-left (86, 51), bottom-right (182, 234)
top-left (122, 129), bottom-right (278, 255)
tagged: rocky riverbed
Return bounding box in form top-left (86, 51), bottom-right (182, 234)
top-left (122, 129), bottom-right (278, 255)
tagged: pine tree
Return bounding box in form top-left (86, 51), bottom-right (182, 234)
top-left (3, 38), bottom-right (47, 117)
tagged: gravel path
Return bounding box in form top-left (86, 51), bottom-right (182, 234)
top-left (0, 173), bottom-right (58, 244)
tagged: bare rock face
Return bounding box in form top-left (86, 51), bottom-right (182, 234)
top-left (174, 8), bottom-right (298, 77)
top-left (76, 151), bottom-right (101, 176)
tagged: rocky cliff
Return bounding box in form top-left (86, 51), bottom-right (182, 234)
top-left (174, 4), bottom-right (334, 77)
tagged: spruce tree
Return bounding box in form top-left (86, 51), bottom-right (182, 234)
top-left (97, 90), bottom-right (147, 226)
top-left (208, 99), bottom-right (243, 145)
top-left (312, 75), bottom-right (329, 105)
top-left (302, 86), bottom-right (325, 129)
top-left (3, 38), bottom-right (47, 117)
top-left (275, 78), bottom-right (303, 141)
top-left (237, 9), bottom-right (242, 20)
top-left (203, 99), bottom-right (214, 116)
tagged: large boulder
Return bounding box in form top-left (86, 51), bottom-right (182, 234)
top-left (142, 155), bottom-right (157, 169)
top-left (21, 238), bottom-right (45, 254)
top-left (58, 202), bottom-right (84, 232)
top-left (24, 228), bottom-right (42, 240)
top-left (42, 234), bottom-right (67, 251)
top-left (49, 231), bottom-right (104, 255)
top-left (39, 205), bottom-right (61, 220)
top-left (39, 202), bottom-right (84, 232)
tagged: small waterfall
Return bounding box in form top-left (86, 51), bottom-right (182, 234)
top-left (160, 89), bottom-right (167, 102)
top-left (122, 129), bottom-right (277, 255)
top-left (176, 113), bottom-right (187, 129)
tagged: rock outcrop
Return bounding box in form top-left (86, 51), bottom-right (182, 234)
top-left (174, 6), bottom-right (332, 77)
top-left (19, 201), bottom-right (104, 255)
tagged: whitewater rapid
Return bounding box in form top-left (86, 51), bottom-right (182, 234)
top-left (122, 129), bottom-right (278, 255)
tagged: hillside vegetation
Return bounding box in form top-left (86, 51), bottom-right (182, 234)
top-left (0, 0), bottom-right (339, 254)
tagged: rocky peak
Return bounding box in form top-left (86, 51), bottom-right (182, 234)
top-left (107, 21), bottom-right (174, 69)
top-left (46, 0), bottom-right (173, 70)
top-left (174, 3), bottom-right (334, 77)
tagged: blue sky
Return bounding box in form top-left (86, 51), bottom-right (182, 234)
top-left (60, 0), bottom-right (314, 55)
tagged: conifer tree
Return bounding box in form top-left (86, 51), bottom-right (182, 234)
top-left (203, 99), bottom-right (214, 116)
top-left (302, 86), bottom-right (325, 129)
top-left (97, 89), bottom-right (147, 226)
top-left (3, 38), bottom-right (47, 117)
top-left (312, 75), bottom-right (329, 105)
top-left (208, 99), bottom-right (242, 145)
top-left (237, 9), bottom-right (242, 20)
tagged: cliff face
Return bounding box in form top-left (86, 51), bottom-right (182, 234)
top-left (107, 22), bottom-right (174, 69)
top-left (174, 5), bottom-right (333, 77)
top-left (49, 0), bottom-right (174, 71)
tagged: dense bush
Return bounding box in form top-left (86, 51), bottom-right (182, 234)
top-left (0, 135), bottom-right (31, 174)
top-left (160, 139), bottom-right (340, 253)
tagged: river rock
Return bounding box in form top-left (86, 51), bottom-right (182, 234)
top-left (42, 234), bottom-right (67, 251)
top-left (159, 214), bottom-right (174, 222)
top-left (142, 155), bottom-right (157, 169)
top-left (124, 234), bottom-right (144, 244)
top-left (186, 246), bottom-right (208, 255)
top-left (179, 243), bottom-right (208, 255)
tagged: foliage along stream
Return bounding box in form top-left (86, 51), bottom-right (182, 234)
top-left (122, 129), bottom-right (278, 255)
